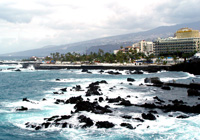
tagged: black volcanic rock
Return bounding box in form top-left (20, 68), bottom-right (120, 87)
top-left (25, 122), bottom-right (36, 128)
top-left (22, 98), bottom-right (30, 102)
top-left (117, 99), bottom-right (132, 106)
top-left (16, 106), bottom-right (28, 111)
top-left (170, 61), bottom-right (200, 75)
top-left (132, 70), bottom-right (143, 74)
top-left (120, 123), bottom-right (134, 129)
top-left (22, 98), bottom-right (36, 104)
top-left (176, 115), bottom-right (189, 119)
top-left (78, 115), bottom-right (94, 128)
top-left (53, 92), bottom-right (64, 95)
top-left (54, 115), bottom-right (71, 122)
top-left (60, 88), bottom-right (67, 92)
top-left (66, 96), bottom-right (83, 104)
top-left (35, 126), bottom-right (42, 130)
top-left (41, 122), bottom-right (51, 128)
top-left (75, 85), bottom-right (83, 91)
top-left (15, 69), bottom-right (21, 72)
top-left (99, 70), bottom-right (104, 73)
top-left (54, 99), bottom-right (65, 104)
top-left (96, 121), bottom-right (114, 128)
top-left (171, 99), bottom-right (184, 105)
top-left (86, 89), bottom-right (102, 96)
top-left (141, 113), bottom-right (156, 120)
top-left (82, 69), bottom-right (88, 72)
top-left (107, 71), bottom-right (122, 75)
top-left (121, 115), bottom-right (132, 119)
top-left (99, 80), bottom-right (108, 84)
top-left (189, 83), bottom-right (200, 90)
top-left (85, 81), bottom-right (106, 96)
top-left (133, 117), bottom-right (144, 122)
top-left (144, 77), bottom-right (163, 84)
top-left (81, 69), bottom-right (92, 73)
top-left (107, 96), bottom-right (122, 103)
top-left (137, 102), bottom-right (200, 114)
top-left (74, 101), bottom-right (112, 114)
top-left (161, 85), bottom-right (171, 90)
top-left (98, 97), bottom-right (104, 102)
top-left (62, 122), bottom-right (68, 128)
top-left (127, 78), bottom-right (135, 82)
top-left (187, 89), bottom-right (200, 96)
top-left (153, 96), bottom-right (165, 103)
top-left (44, 115), bottom-right (59, 121)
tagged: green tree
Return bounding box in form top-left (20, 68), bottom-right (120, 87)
top-left (156, 57), bottom-right (161, 64)
top-left (172, 55), bottom-right (177, 64)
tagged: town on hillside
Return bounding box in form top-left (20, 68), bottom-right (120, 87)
top-left (20, 27), bottom-right (200, 66)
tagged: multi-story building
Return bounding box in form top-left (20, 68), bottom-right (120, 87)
top-left (113, 40), bottom-right (154, 55)
top-left (132, 40), bottom-right (154, 55)
top-left (154, 28), bottom-right (200, 56)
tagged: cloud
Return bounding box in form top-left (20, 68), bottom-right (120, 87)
top-left (0, 0), bottom-right (200, 54)
top-left (154, 0), bottom-right (200, 24)
top-left (0, 1), bottom-right (50, 23)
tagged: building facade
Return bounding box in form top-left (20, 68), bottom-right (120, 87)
top-left (132, 40), bottom-right (153, 55)
top-left (113, 46), bottom-right (137, 54)
top-left (154, 28), bottom-right (200, 56)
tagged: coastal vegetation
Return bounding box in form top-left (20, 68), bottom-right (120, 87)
top-left (44, 49), bottom-right (154, 63)
top-left (44, 48), bottom-right (196, 64)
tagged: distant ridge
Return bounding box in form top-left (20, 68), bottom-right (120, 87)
top-left (2, 21), bottom-right (200, 57)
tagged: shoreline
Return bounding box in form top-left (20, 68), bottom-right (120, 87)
top-left (33, 63), bottom-right (171, 72)
top-left (2, 60), bottom-right (200, 75)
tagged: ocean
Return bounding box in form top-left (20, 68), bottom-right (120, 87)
top-left (0, 64), bottom-right (199, 140)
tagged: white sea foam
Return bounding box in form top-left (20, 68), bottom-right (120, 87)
top-left (1, 69), bottom-right (15, 72)
top-left (161, 77), bottom-right (189, 82)
top-left (2, 70), bottom-right (200, 140)
top-left (41, 78), bottom-right (92, 83)
top-left (0, 109), bottom-right (10, 113)
top-left (185, 72), bottom-right (195, 78)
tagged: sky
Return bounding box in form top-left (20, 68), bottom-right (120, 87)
top-left (0, 0), bottom-right (200, 54)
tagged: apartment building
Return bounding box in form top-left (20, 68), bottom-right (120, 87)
top-left (132, 40), bottom-right (154, 55)
top-left (113, 40), bottom-right (154, 55)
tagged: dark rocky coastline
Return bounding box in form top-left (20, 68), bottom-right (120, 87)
top-left (23, 60), bottom-right (200, 75)
top-left (33, 63), bottom-right (170, 73)
top-left (21, 76), bottom-right (200, 131)
top-left (170, 61), bottom-right (200, 75)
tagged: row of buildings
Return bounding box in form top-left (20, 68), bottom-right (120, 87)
top-left (114, 40), bottom-right (154, 55)
top-left (114, 27), bottom-right (200, 56)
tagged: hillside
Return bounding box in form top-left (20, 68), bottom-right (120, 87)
top-left (2, 21), bottom-right (200, 57)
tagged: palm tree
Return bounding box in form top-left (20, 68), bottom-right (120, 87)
top-left (98, 49), bottom-right (104, 56)
top-left (160, 56), bottom-right (164, 64)
top-left (156, 57), bottom-right (161, 64)
top-left (172, 55), bottom-right (177, 64)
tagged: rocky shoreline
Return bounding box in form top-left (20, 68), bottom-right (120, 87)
top-left (30, 60), bottom-right (200, 75)
top-left (33, 63), bottom-right (170, 73)
top-left (15, 70), bottom-right (200, 131)
top-left (170, 61), bottom-right (200, 75)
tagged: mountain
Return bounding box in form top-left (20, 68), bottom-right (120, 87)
top-left (2, 21), bottom-right (200, 57)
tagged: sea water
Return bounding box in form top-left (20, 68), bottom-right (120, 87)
top-left (0, 64), bottom-right (200, 140)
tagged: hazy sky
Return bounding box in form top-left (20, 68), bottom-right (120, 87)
top-left (0, 0), bottom-right (200, 54)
